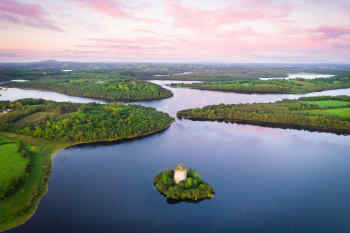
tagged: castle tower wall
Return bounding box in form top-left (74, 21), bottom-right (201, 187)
top-left (174, 164), bottom-right (187, 184)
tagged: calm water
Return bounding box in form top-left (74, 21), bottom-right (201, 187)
top-left (0, 87), bottom-right (104, 103)
top-left (4, 82), bottom-right (350, 233)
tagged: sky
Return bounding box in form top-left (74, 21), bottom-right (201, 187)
top-left (1, 0), bottom-right (350, 63)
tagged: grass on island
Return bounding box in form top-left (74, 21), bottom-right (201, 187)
top-left (169, 76), bottom-right (350, 94)
top-left (0, 99), bottom-right (174, 232)
top-left (177, 96), bottom-right (350, 135)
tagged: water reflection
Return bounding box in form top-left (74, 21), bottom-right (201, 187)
top-left (3, 80), bottom-right (350, 233)
top-left (138, 80), bottom-right (350, 116)
top-left (0, 87), bottom-right (104, 103)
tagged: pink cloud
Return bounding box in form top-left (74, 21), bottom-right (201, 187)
top-left (0, 0), bottom-right (61, 31)
top-left (76, 37), bottom-right (174, 55)
top-left (71, 0), bottom-right (129, 18)
top-left (166, 1), bottom-right (292, 33)
top-left (71, 0), bottom-right (162, 24)
top-left (1, 0), bottom-right (349, 62)
top-left (310, 25), bottom-right (350, 40)
top-left (133, 28), bottom-right (157, 35)
top-left (87, 37), bottom-right (165, 45)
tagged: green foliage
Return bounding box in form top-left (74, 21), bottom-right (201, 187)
top-left (8, 78), bottom-right (173, 102)
top-left (0, 99), bottom-right (174, 143)
top-left (170, 76), bottom-right (350, 94)
top-left (188, 168), bottom-right (201, 180)
top-left (177, 96), bottom-right (350, 135)
top-left (153, 168), bottom-right (215, 201)
top-left (0, 99), bottom-right (174, 231)
top-left (185, 177), bottom-right (193, 189)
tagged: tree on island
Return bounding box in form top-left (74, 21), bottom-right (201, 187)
top-left (154, 164), bottom-right (215, 201)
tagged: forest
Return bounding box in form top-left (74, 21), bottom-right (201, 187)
top-left (170, 76), bottom-right (350, 94)
top-left (0, 99), bottom-right (174, 231)
top-left (177, 96), bottom-right (350, 135)
top-left (6, 78), bottom-right (173, 102)
top-left (0, 99), bottom-right (174, 142)
top-left (153, 168), bottom-right (215, 201)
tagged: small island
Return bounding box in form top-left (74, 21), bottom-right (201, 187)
top-left (153, 164), bottom-right (215, 201)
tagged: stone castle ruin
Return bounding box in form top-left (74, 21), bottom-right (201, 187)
top-left (174, 163), bottom-right (187, 184)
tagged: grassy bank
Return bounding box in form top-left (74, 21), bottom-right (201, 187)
top-left (0, 138), bottom-right (29, 200)
top-left (0, 133), bottom-right (67, 232)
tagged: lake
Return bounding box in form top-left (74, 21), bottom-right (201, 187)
top-left (4, 82), bottom-right (350, 233)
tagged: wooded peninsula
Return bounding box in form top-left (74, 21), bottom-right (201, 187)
top-left (177, 96), bottom-right (350, 135)
top-left (6, 78), bottom-right (173, 102)
top-left (170, 76), bottom-right (350, 94)
top-left (0, 99), bottom-right (174, 232)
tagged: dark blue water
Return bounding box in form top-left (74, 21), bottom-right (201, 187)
top-left (6, 82), bottom-right (350, 233)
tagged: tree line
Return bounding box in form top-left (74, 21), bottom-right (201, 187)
top-left (170, 76), bottom-right (350, 94)
top-left (0, 99), bottom-right (174, 143)
top-left (177, 96), bottom-right (350, 135)
top-left (7, 78), bottom-right (173, 102)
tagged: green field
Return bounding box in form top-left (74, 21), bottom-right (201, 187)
top-left (307, 108), bottom-right (350, 119)
top-left (0, 137), bottom-right (12, 144)
top-left (0, 133), bottom-right (66, 232)
top-left (0, 139), bottom-right (29, 200)
top-left (301, 100), bottom-right (350, 108)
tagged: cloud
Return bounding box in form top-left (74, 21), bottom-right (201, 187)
top-left (87, 37), bottom-right (164, 44)
top-left (71, 0), bottom-right (129, 18)
top-left (76, 37), bottom-right (174, 55)
top-left (1, 0), bottom-right (350, 62)
top-left (310, 25), bottom-right (350, 40)
top-left (70, 0), bottom-right (162, 23)
top-left (0, 0), bottom-right (61, 31)
top-left (0, 50), bottom-right (17, 58)
top-left (166, 1), bottom-right (292, 33)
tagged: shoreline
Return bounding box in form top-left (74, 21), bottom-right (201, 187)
top-left (3, 84), bottom-right (174, 103)
top-left (169, 85), bottom-right (350, 95)
top-left (0, 121), bottom-right (174, 232)
top-left (177, 116), bottom-right (350, 136)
